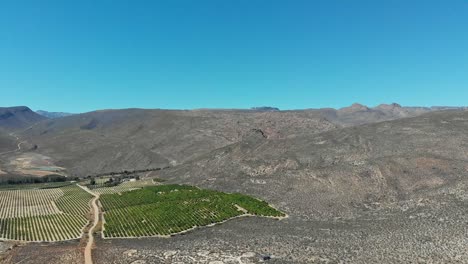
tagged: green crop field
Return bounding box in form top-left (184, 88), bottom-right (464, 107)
top-left (100, 184), bottom-right (285, 238)
top-left (0, 184), bottom-right (93, 242)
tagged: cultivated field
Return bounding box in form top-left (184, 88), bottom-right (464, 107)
top-left (0, 184), bottom-right (93, 242)
top-left (0, 181), bottom-right (72, 191)
top-left (92, 179), bottom-right (156, 195)
top-left (100, 184), bottom-right (285, 238)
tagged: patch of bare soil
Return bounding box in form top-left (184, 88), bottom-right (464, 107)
top-left (6, 152), bottom-right (66, 177)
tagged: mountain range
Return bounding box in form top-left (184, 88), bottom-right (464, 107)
top-left (0, 103), bottom-right (465, 176)
top-left (2, 103), bottom-right (468, 263)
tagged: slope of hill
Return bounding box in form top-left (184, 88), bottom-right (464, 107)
top-left (18, 108), bottom-right (336, 176)
top-left (0, 103), bottom-right (462, 180)
top-left (0, 106), bottom-right (47, 131)
top-left (7, 104), bottom-right (464, 177)
top-left (0, 131), bottom-right (16, 154)
top-left (157, 109), bottom-right (468, 218)
top-left (90, 109), bottom-right (468, 264)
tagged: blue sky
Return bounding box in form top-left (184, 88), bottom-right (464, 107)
top-left (1, 0), bottom-right (468, 112)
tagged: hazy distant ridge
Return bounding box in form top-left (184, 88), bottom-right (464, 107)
top-left (36, 110), bottom-right (75, 119)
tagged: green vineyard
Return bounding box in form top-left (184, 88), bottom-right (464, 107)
top-left (0, 181), bottom-right (285, 241)
top-left (100, 184), bottom-right (285, 238)
top-left (0, 184), bottom-right (93, 242)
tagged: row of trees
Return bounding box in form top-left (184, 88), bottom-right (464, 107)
top-left (0, 174), bottom-right (72, 185)
top-left (86, 166), bottom-right (170, 178)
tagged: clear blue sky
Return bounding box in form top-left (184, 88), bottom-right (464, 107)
top-left (1, 0), bottom-right (468, 113)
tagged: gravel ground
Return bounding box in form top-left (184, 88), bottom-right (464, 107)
top-left (92, 195), bottom-right (468, 264)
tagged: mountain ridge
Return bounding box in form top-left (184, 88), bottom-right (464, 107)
top-left (36, 110), bottom-right (75, 119)
top-left (0, 106), bottom-right (47, 131)
top-left (1, 103), bottom-right (467, 178)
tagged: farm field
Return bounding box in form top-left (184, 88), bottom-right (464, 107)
top-left (0, 184), bottom-right (93, 242)
top-left (91, 179), bottom-right (157, 195)
top-left (0, 181), bottom-right (73, 191)
top-left (100, 184), bottom-right (285, 238)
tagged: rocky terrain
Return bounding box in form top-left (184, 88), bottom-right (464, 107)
top-left (90, 196), bottom-right (468, 263)
top-left (306, 103), bottom-right (465, 126)
top-left (1, 103), bottom-right (460, 177)
top-left (94, 109), bottom-right (468, 263)
top-left (1, 104), bottom-right (468, 263)
top-left (16, 108), bottom-right (337, 176)
top-left (158, 110), bottom-right (468, 218)
top-left (0, 132), bottom-right (15, 154)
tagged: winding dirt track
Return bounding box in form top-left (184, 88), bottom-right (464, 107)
top-left (77, 185), bottom-right (100, 264)
top-left (0, 133), bottom-right (24, 155)
top-left (0, 124), bottom-right (40, 156)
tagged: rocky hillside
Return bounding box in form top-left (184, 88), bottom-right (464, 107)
top-left (157, 109), bottom-right (468, 218)
top-left (3, 103), bottom-right (464, 178)
top-left (18, 108), bottom-right (336, 176)
top-left (0, 131), bottom-right (15, 153)
top-left (307, 103), bottom-right (462, 126)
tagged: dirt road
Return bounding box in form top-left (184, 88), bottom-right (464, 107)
top-left (77, 185), bottom-right (100, 264)
top-left (0, 123), bottom-right (41, 156)
top-left (0, 133), bottom-right (25, 155)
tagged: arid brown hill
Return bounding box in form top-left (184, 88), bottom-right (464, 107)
top-left (0, 131), bottom-right (15, 153)
top-left (0, 106), bottom-right (47, 131)
top-left (305, 103), bottom-right (458, 126)
top-left (157, 109), bottom-right (468, 218)
top-left (2, 104), bottom-right (465, 178)
top-left (18, 108), bottom-right (336, 176)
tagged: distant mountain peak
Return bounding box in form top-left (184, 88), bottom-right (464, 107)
top-left (339, 103), bottom-right (370, 113)
top-left (36, 110), bottom-right (75, 119)
top-left (0, 106), bottom-right (32, 112)
top-left (376, 103), bottom-right (402, 109)
top-left (0, 106), bottom-right (47, 130)
top-left (250, 106), bottom-right (280, 112)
